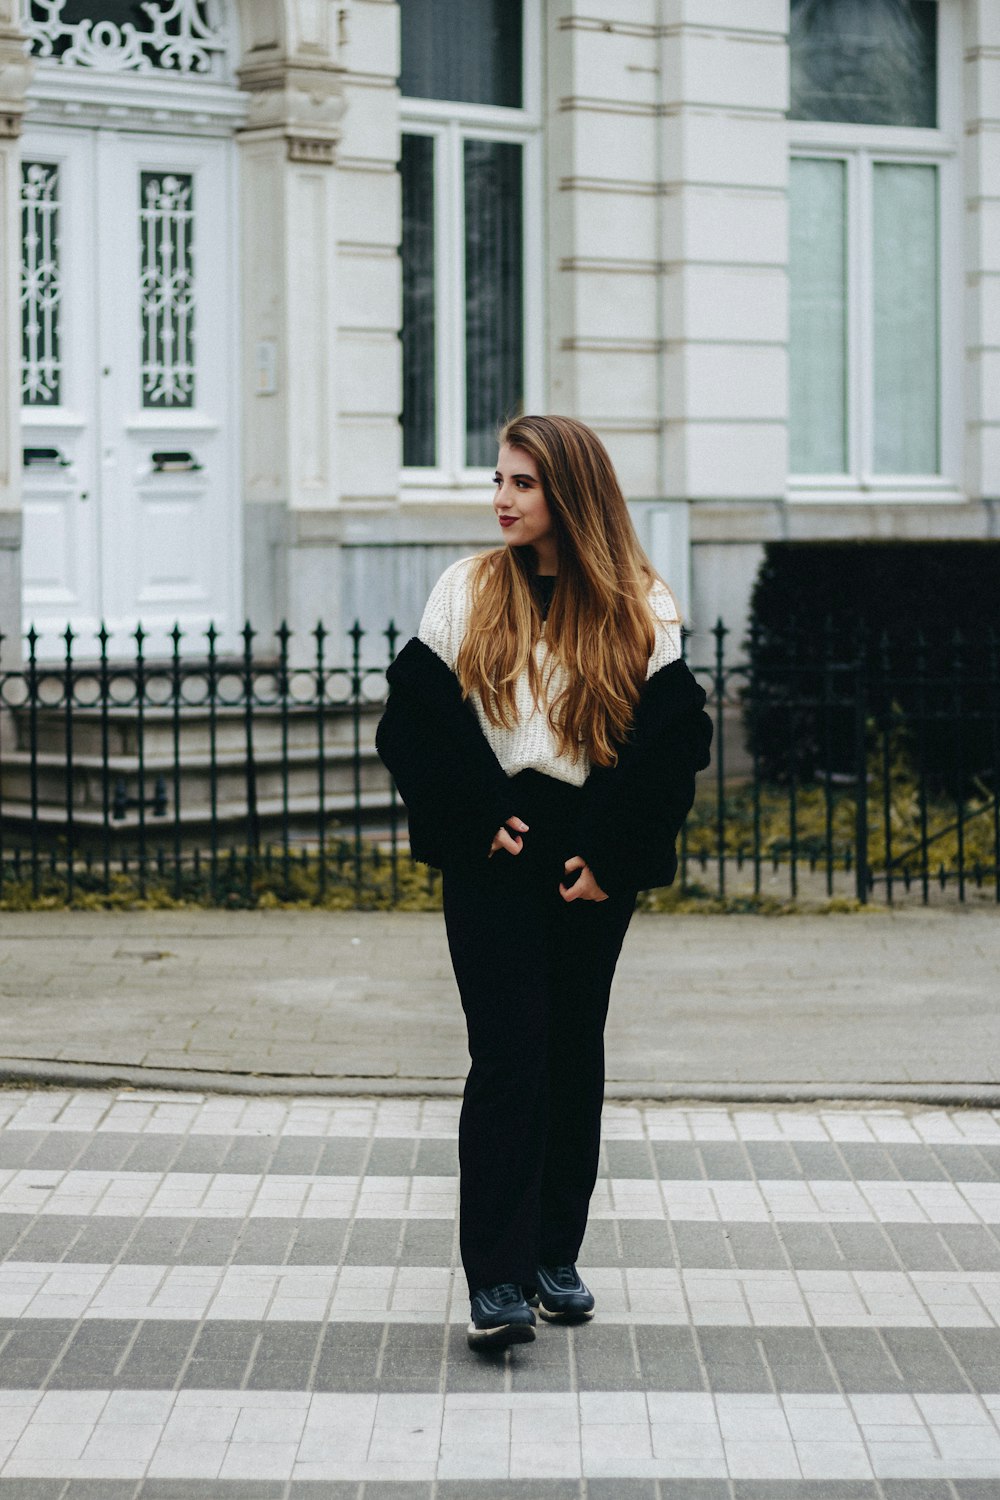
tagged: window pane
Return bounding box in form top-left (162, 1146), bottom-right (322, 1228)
top-left (789, 157), bottom-right (847, 475)
top-left (400, 0), bottom-right (522, 108)
top-left (464, 140), bottom-right (524, 469)
top-left (790, 0), bottom-right (937, 127)
top-left (400, 134), bottom-right (436, 468)
top-left (872, 163), bottom-right (939, 475)
top-left (140, 171), bottom-right (195, 408)
top-left (21, 161), bottom-right (62, 407)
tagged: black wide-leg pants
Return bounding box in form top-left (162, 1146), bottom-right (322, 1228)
top-left (441, 769), bottom-right (637, 1297)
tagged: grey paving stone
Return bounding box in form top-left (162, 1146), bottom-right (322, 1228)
top-left (270, 1137), bottom-right (325, 1173)
top-left (62, 1484), bottom-right (137, 1500)
top-left (70, 1218), bottom-right (141, 1263)
top-left (55, 1323), bottom-right (135, 1384)
top-left (317, 1140), bottom-right (368, 1174)
top-left (939, 1223), bottom-right (1000, 1270)
top-left (829, 1223), bottom-right (901, 1270)
top-left (587, 1484), bottom-right (658, 1500)
top-left (954, 1485), bottom-right (1000, 1500)
top-left (172, 1220), bottom-right (243, 1264)
top-left (572, 1322), bottom-right (641, 1389)
top-left (287, 1485), bottom-right (361, 1500)
top-left (436, 1483), bottom-right (580, 1499)
top-left (776, 1224), bottom-right (843, 1271)
top-left (733, 1487), bottom-right (879, 1500)
top-left (120, 1134), bottom-right (184, 1171)
top-left (697, 1142), bottom-right (754, 1180)
top-left (724, 1222), bottom-right (788, 1269)
top-left (117, 1322), bottom-right (195, 1389)
top-left (671, 1223), bottom-right (732, 1269)
top-left (936, 1143), bottom-right (1000, 1181)
top-left (882, 1484), bottom-right (956, 1500)
top-left (745, 1141), bottom-right (806, 1178)
top-left (0, 1215), bottom-right (32, 1257)
top-left (604, 1140), bottom-right (654, 1178)
top-left (75, 1133), bottom-right (143, 1169)
top-left (0, 1131), bottom-right (47, 1167)
top-left (881, 1327), bottom-right (970, 1391)
top-left (788, 1142), bottom-right (853, 1180)
top-left (312, 1323), bottom-right (382, 1391)
top-left (444, 1326), bottom-right (534, 1391)
top-left (343, 1218), bottom-right (404, 1265)
top-left (818, 1329), bottom-right (905, 1392)
top-left (351, 1485), bottom-right (429, 1500)
top-left (399, 1219), bottom-right (456, 1266)
top-left (413, 1138), bottom-right (459, 1175)
top-left (633, 1325), bottom-right (704, 1390)
top-left (577, 1219), bottom-right (622, 1264)
top-left (287, 1219), bottom-right (349, 1265)
top-left (0, 1483), bottom-right (68, 1499)
top-left (366, 1138), bottom-right (417, 1175)
top-left (22, 1132), bottom-right (90, 1169)
top-left (885, 1143), bottom-right (949, 1180)
top-left (695, 1326), bottom-right (770, 1391)
top-left (232, 1218), bottom-right (299, 1264)
top-left (658, 1486), bottom-right (731, 1500)
top-left (651, 1141), bottom-right (701, 1179)
top-left (940, 1328), bottom-right (1000, 1391)
top-left (10, 1218), bottom-right (84, 1261)
top-left (757, 1327), bottom-right (838, 1392)
top-left (883, 1223), bottom-right (955, 1271)
top-left (837, 1143), bottom-right (902, 1179)
top-left (139, 1486), bottom-right (287, 1500)
top-left (223, 1136), bottom-right (278, 1173)
top-left (612, 1221), bottom-right (674, 1268)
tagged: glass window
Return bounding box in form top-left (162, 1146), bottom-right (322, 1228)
top-left (400, 135), bottom-right (437, 468)
top-left (790, 0), bottom-right (937, 127)
top-left (872, 163), bottom-right (939, 474)
top-left (789, 158), bottom-right (847, 474)
top-left (21, 161), bottom-right (62, 407)
top-left (463, 140), bottom-right (524, 468)
top-left (399, 0), bottom-right (522, 108)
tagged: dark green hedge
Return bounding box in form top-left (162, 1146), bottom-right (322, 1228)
top-left (743, 540), bottom-right (1000, 789)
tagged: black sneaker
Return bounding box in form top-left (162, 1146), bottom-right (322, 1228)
top-left (535, 1263), bottom-right (595, 1322)
top-left (467, 1283), bottom-right (537, 1350)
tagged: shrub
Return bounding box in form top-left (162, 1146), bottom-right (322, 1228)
top-left (743, 540), bottom-right (1000, 790)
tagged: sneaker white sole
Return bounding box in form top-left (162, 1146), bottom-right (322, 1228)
top-left (538, 1301), bottom-right (595, 1322)
top-left (466, 1321), bottom-right (536, 1350)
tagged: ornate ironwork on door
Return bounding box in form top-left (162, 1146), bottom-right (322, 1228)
top-left (21, 1), bottom-right (227, 76)
top-left (20, 162), bottom-right (62, 408)
top-left (140, 171), bottom-right (195, 407)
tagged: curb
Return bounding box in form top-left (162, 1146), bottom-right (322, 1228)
top-left (2, 1057), bottom-right (1000, 1107)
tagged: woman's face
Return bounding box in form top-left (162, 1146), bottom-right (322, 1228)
top-left (493, 444), bottom-right (557, 562)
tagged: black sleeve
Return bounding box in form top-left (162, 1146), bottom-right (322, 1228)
top-left (375, 638), bottom-right (519, 868)
top-left (573, 658), bottom-right (713, 895)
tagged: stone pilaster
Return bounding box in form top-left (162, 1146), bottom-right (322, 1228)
top-left (963, 0), bottom-right (1000, 513)
top-left (0, 0), bottom-right (32, 666)
top-left (236, 0), bottom-right (345, 649)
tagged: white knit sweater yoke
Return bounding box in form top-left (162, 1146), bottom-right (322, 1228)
top-left (416, 554), bottom-right (683, 788)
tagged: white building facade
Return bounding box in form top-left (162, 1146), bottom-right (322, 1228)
top-left (0, 0), bottom-right (996, 666)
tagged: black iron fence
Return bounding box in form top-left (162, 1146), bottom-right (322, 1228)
top-left (0, 617), bottom-right (998, 909)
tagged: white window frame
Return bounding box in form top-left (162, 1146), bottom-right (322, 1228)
top-left (399, 0), bottom-right (544, 499)
top-left (787, 0), bottom-right (963, 504)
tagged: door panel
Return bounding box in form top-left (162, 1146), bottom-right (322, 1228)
top-left (20, 127), bottom-right (101, 651)
top-left (21, 126), bottom-right (239, 660)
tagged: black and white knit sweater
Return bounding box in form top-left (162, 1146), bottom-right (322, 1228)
top-left (375, 556), bottom-right (713, 895)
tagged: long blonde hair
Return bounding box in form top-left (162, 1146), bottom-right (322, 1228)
top-left (456, 414), bottom-right (670, 768)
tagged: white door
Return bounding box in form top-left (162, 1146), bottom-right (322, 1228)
top-left (21, 126), bottom-right (240, 660)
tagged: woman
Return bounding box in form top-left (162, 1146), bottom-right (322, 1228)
top-left (376, 415), bottom-right (712, 1352)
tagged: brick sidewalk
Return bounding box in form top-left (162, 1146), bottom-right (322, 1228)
top-left (2, 1090), bottom-right (1000, 1494)
top-left (0, 909), bottom-right (999, 1099)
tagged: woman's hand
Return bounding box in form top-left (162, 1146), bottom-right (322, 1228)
top-left (489, 815), bottom-right (529, 858)
top-left (560, 856), bottom-right (609, 902)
